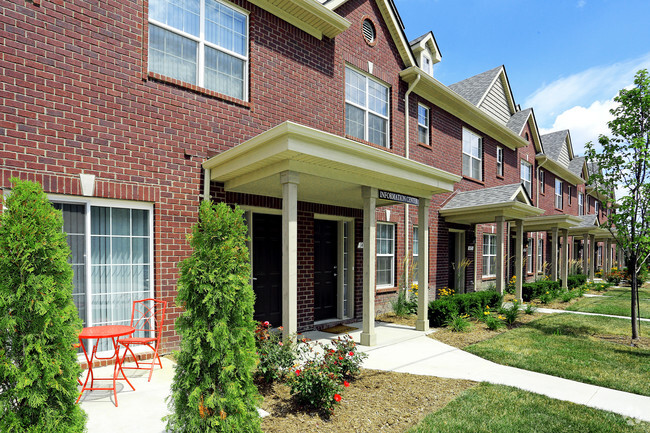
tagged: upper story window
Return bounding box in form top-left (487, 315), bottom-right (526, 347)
top-left (595, 199), bottom-right (599, 215)
top-left (462, 128), bottom-right (482, 180)
top-left (345, 66), bottom-right (390, 147)
top-left (148, 0), bottom-right (249, 100)
top-left (520, 160), bottom-right (532, 195)
top-left (496, 146), bottom-right (504, 177)
top-left (567, 185), bottom-right (573, 206)
top-left (539, 169), bottom-right (545, 194)
top-left (422, 55), bottom-right (433, 76)
top-left (555, 178), bottom-right (563, 210)
top-left (578, 192), bottom-right (584, 215)
top-left (418, 104), bottom-right (430, 145)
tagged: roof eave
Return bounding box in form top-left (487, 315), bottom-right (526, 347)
top-left (535, 154), bottom-right (585, 186)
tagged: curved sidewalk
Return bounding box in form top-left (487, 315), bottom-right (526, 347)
top-left (306, 321), bottom-right (650, 423)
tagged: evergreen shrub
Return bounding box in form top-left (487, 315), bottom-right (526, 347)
top-left (166, 201), bottom-right (261, 433)
top-left (521, 280), bottom-right (560, 302)
top-left (429, 290), bottom-right (503, 327)
top-left (0, 179), bottom-right (86, 433)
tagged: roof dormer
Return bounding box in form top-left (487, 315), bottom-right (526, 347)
top-left (409, 31), bottom-right (441, 77)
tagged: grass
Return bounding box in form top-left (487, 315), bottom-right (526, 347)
top-left (567, 286), bottom-right (650, 318)
top-left (409, 383), bottom-right (650, 433)
top-left (464, 314), bottom-right (650, 396)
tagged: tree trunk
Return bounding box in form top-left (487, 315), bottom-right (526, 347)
top-left (630, 253), bottom-right (639, 341)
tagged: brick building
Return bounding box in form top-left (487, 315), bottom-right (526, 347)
top-left (1, 0), bottom-right (616, 354)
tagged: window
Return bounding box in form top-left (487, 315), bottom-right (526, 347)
top-left (418, 104), bottom-right (429, 145)
top-left (539, 169), bottom-right (545, 194)
top-left (527, 238), bottom-right (533, 273)
top-left (520, 160), bottom-right (532, 195)
top-left (52, 200), bottom-right (153, 351)
top-left (496, 146), bottom-right (504, 177)
top-left (412, 226), bottom-right (419, 283)
top-left (422, 55), bottom-right (433, 76)
top-left (377, 223), bottom-right (395, 287)
top-left (482, 234), bottom-right (496, 277)
top-left (579, 192), bottom-right (584, 215)
top-left (595, 200), bottom-right (599, 215)
top-left (148, 0), bottom-right (249, 100)
top-left (462, 128), bottom-right (482, 180)
top-left (362, 19), bottom-right (376, 44)
top-left (567, 185), bottom-right (572, 206)
top-left (537, 238), bottom-right (543, 273)
top-left (345, 66), bottom-right (390, 147)
top-left (555, 178), bottom-right (563, 209)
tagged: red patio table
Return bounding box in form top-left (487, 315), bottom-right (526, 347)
top-left (76, 325), bottom-right (136, 407)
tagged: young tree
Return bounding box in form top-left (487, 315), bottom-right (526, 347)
top-left (585, 69), bottom-right (650, 342)
top-left (0, 179), bottom-right (86, 432)
top-left (166, 201), bottom-right (261, 433)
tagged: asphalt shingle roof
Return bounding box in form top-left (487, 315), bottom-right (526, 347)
top-left (448, 66), bottom-right (503, 107)
top-left (568, 156), bottom-right (586, 177)
top-left (442, 183), bottom-right (526, 210)
top-left (573, 214), bottom-right (599, 228)
top-left (506, 108), bottom-right (531, 135)
top-left (540, 130), bottom-right (569, 162)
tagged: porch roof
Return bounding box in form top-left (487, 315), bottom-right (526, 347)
top-left (520, 214), bottom-right (582, 232)
top-left (439, 183), bottom-right (543, 225)
top-left (567, 214), bottom-right (602, 236)
top-left (202, 121), bottom-right (461, 209)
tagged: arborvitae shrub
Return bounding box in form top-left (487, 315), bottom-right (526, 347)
top-left (0, 179), bottom-right (86, 433)
top-left (166, 201), bottom-right (261, 433)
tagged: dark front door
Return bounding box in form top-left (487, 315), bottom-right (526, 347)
top-left (448, 232), bottom-right (457, 290)
top-left (252, 213), bottom-right (282, 326)
top-left (314, 220), bottom-right (338, 321)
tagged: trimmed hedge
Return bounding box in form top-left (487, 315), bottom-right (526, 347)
top-left (429, 290), bottom-right (503, 328)
top-left (521, 280), bottom-right (560, 302)
top-left (566, 274), bottom-right (587, 289)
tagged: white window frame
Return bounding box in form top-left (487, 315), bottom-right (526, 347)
top-left (462, 127), bottom-right (483, 180)
top-left (555, 178), bottom-right (563, 209)
top-left (148, 0), bottom-right (250, 101)
top-left (520, 160), bottom-right (532, 195)
top-left (417, 104), bottom-right (430, 145)
top-left (482, 234), bottom-right (496, 277)
top-left (595, 199), bottom-right (599, 215)
top-left (496, 146), bottom-right (504, 177)
top-left (47, 194), bottom-right (155, 356)
top-left (527, 237), bottom-right (533, 274)
top-left (539, 169), bottom-right (545, 194)
top-left (376, 222), bottom-right (395, 288)
top-left (422, 54), bottom-right (433, 76)
top-left (579, 192), bottom-right (584, 215)
top-left (412, 226), bottom-right (419, 284)
top-left (345, 65), bottom-right (390, 148)
top-left (567, 185), bottom-right (572, 206)
top-left (537, 238), bottom-right (543, 274)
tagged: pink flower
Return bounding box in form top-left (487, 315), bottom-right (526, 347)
top-left (333, 394), bottom-right (341, 402)
top-left (343, 380), bottom-right (350, 388)
top-left (263, 321), bottom-right (270, 327)
top-left (278, 341), bottom-right (283, 346)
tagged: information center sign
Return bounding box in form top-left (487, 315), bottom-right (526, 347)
top-left (378, 190), bottom-right (419, 205)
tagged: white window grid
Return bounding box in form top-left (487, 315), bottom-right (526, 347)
top-left (496, 146), bottom-right (503, 177)
top-left (418, 104), bottom-right (429, 145)
top-left (148, 0), bottom-right (249, 100)
top-left (482, 234), bottom-right (496, 277)
top-left (539, 169), bottom-right (545, 194)
top-left (345, 65), bottom-right (390, 148)
top-left (527, 238), bottom-right (533, 273)
top-left (555, 179), bottom-right (563, 209)
top-left (376, 222), bottom-right (395, 288)
top-left (537, 238), bottom-right (543, 273)
top-left (412, 226), bottom-right (419, 284)
top-left (579, 193), bottom-right (584, 215)
top-left (462, 128), bottom-right (483, 180)
top-left (520, 160), bottom-right (532, 196)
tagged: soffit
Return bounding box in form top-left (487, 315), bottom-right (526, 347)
top-left (521, 214), bottom-right (583, 232)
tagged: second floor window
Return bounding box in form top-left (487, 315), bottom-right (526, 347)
top-left (539, 169), bottom-right (545, 194)
top-left (595, 200), bottom-right (599, 215)
top-left (148, 0), bottom-right (249, 100)
top-left (520, 160), bottom-right (532, 195)
top-left (568, 185), bottom-right (573, 206)
top-left (462, 128), bottom-right (482, 180)
top-left (579, 192), bottom-right (584, 215)
top-left (555, 178), bottom-right (563, 209)
top-left (418, 104), bottom-right (430, 145)
top-left (345, 66), bottom-right (389, 147)
top-left (537, 238), bottom-right (543, 273)
top-left (496, 146), bottom-right (504, 177)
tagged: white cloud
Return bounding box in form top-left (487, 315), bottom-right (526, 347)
top-left (577, 0), bottom-right (586, 8)
top-left (524, 53), bottom-right (650, 128)
top-left (539, 99), bottom-right (616, 156)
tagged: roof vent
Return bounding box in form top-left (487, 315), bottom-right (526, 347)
top-left (362, 19), bottom-right (376, 45)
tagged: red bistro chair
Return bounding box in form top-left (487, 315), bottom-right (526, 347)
top-left (118, 298), bottom-right (167, 382)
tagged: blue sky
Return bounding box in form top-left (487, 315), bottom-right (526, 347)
top-left (394, 0), bottom-right (650, 155)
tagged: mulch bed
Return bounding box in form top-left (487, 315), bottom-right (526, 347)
top-left (259, 370), bottom-right (476, 433)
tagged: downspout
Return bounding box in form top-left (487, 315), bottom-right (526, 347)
top-left (403, 72), bottom-right (421, 293)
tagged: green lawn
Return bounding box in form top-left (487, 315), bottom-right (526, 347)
top-left (567, 287), bottom-right (650, 318)
top-left (465, 314), bottom-right (650, 396)
top-left (409, 383), bottom-right (650, 433)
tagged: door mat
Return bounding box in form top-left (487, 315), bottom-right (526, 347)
top-left (320, 325), bottom-right (358, 334)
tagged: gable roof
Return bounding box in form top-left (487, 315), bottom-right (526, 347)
top-left (568, 156), bottom-right (587, 179)
top-left (506, 108), bottom-right (543, 153)
top-left (540, 130), bottom-right (571, 162)
top-left (448, 66), bottom-right (517, 124)
top-left (443, 183), bottom-right (532, 210)
top-left (409, 31), bottom-right (442, 65)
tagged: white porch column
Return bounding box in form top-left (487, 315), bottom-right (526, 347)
top-left (416, 198), bottom-right (430, 332)
top-left (560, 229), bottom-right (569, 289)
top-left (605, 239), bottom-right (611, 273)
top-left (618, 246), bottom-right (624, 268)
top-left (495, 216), bottom-right (506, 295)
top-left (361, 186), bottom-right (377, 346)
top-left (583, 234), bottom-right (589, 278)
top-left (551, 227), bottom-right (559, 281)
top-left (514, 220), bottom-right (524, 302)
top-left (281, 171), bottom-right (299, 341)
top-left (589, 234), bottom-right (596, 280)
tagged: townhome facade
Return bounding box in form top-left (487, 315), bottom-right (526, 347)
top-left (1, 0), bottom-right (614, 354)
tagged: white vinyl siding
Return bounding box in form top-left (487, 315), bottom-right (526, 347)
top-left (418, 104), bottom-right (430, 145)
top-left (555, 178), bottom-right (563, 210)
top-left (462, 128), bottom-right (482, 180)
top-left (482, 234), bottom-right (496, 277)
top-left (496, 146), bottom-right (504, 177)
top-left (345, 66), bottom-right (389, 147)
top-left (148, 0), bottom-right (249, 100)
top-left (520, 160), bottom-right (532, 195)
top-left (478, 76), bottom-right (511, 124)
top-left (422, 55), bottom-right (433, 76)
top-left (376, 223), bottom-right (395, 287)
